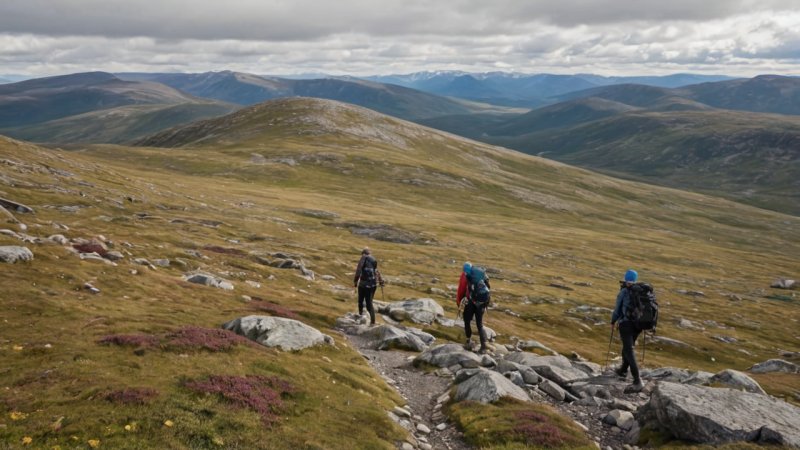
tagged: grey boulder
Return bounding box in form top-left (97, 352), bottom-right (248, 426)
top-left (414, 343), bottom-right (483, 369)
top-left (0, 246), bottom-right (33, 263)
top-left (454, 368), bottom-right (530, 403)
top-left (709, 369), bottom-right (766, 395)
top-left (184, 273), bottom-right (234, 290)
top-left (378, 298), bottom-right (444, 324)
top-left (748, 359), bottom-right (800, 374)
top-left (222, 315), bottom-right (334, 351)
top-left (638, 382), bottom-right (800, 447)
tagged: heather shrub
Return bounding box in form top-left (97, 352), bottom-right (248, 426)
top-left (184, 375), bottom-right (295, 426)
top-left (165, 326), bottom-right (255, 352)
top-left (98, 334), bottom-right (160, 348)
top-left (105, 387), bottom-right (159, 405)
top-left (251, 300), bottom-right (300, 320)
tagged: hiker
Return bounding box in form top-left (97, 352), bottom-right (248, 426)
top-left (457, 262), bottom-right (491, 354)
top-left (611, 269), bottom-right (644, 392)
top-left (353, 247), bottom-right (383, 325)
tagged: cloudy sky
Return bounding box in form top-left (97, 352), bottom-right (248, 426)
top-left (1, 0), bottom-right (799, 77)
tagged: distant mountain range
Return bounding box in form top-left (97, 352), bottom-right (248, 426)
top-left (365, 71), bottom-right (736, 107)
top-left (422, 75), bottom-right (800, 214)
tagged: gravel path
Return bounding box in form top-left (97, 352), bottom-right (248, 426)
top-left (346, 332), bottom-right (472, 450)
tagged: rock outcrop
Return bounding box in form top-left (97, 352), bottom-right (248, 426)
top-left (709, 369), bottom-right (766, 395)
top-left (749, 359), bottom-right (800, 374)
top-left (184, 272), bottom-right (234, 290)
top-left (222, 315), bottom-right (334, 351)
top-left (637, 382), bottom-right (800, 447)
top-left (376, 298), bottom-right (444, 325)
top-left (453, 368), bottom-right (530, 403)
top-left (0, 246), bottom-right (33, 263)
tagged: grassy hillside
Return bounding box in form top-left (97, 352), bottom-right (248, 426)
top-left (1, 98), bottom-right (798, 448)
top-left (487, 109), bottom-right (800, 215)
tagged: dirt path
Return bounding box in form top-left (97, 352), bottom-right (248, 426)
top-left (346, 332), bottom-right (472, 450)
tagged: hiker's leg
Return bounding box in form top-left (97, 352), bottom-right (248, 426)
top-left (462, 302), bottom-right (474, 339)
top-left (619, 322), bottom-right (637, 378)
top-left (366, 287), bottom-right (377, 325)
top-left (357, 286), bottom-right (366, 315)
top-left (629, 327), bottom-right (643, 381)
top-left (474, 305), bottom-right (486, 347)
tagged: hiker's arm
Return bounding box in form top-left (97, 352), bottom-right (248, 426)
top-left (611, 289), bottom-right (624, 324)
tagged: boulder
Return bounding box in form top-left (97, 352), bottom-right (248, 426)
top-left (710, 369), bottom-right (766, 395)
top-left (771, 278), bottom-right (796, 290)
top-left (539, 379), bottom-right (567, 401)
top-left (48, 234), bottom-right (69, 245)
top-left (495, 360), bottom-right (541, 384)
top-left (604, 410), bottom-right (635, 430)
top-left (184, 273), bottom-right (234, 290)
top-left (222, 315), bottom-right (334, 351)
top-left (649, 336), bottom-right (692, 348)
top-left (0, 246), bottom-right (33, 263)
top-left (505, 352), bottom-right (588, 387)
top-left (414, 343), bottom-right (483, 369)
top-left (517, 339), bottom-right (558, 355)
top-left (363, 324), bottom-right (435, 352)
top-left (637, 382), bottom-right (800, 447)
top-left (749, 359), bottom-right (800, 374)
top-left (377, 298), bottom-right (444, 325)
top-left (642, 367), bottom-right (713, 385)
top-left (454, 368), bottom-right (530, 403)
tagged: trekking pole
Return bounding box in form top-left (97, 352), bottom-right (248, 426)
top-left (641, 331), bottom-right (646, 369)
top-left (605, 325), bottom-right (615, 371)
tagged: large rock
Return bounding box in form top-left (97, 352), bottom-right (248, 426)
top-left (0, 246), bottom-right (33, 263)
top-left (710, 369), bottom-right (766, 395)
top-left (363, 324), bottom-right (435, 352)
top-left (377, 298), bottom-right (444, 324)
top-left (642, 367), bottom-right (714, 385)
top-left (454, 368), bottom-right (530, 403)
top-left (222, 315), bottom-right (334, 351)
top-left (749, 359), bottom-right (800, 374)
top-left (638, 382), bottom-right (800, 447)
top-left (414, 343), bottom-right (483, 369)
top-left (184, 273), bottom-right (234, 290)
top-left (505, 352), bottom-right (588, 386)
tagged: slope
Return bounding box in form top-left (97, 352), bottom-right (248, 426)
top-left (1, 98), bottom-right (799, 448)
top-left (0, 72), bottom-right (206, 128)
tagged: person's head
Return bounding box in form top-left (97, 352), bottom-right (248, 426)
top-left (361, 247), bottom-right (371, 256)
top-left (624, 269), bottom-right (638, 284)
top-left (463, 261), bottom-right (472, 275)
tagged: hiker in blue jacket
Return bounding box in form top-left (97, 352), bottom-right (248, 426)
top-left (611, 269), bottom-right (644, 392)
top-left (457, 263), bottom-right (491, 354)
top-left (353, 247), bottom-right (383, 325)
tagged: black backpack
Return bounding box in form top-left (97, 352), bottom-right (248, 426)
top-left (360, 256), bottom-right (377, 287)
top-left (625, 282), bottom-right (658, 331)
top-left (468, 266), bottom-right (491, 307)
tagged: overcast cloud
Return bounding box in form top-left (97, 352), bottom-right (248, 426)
top-left (1, 0), bottom-right (798, 77)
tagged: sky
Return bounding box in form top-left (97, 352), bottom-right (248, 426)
top-left (1, 0), bottom-right (799, 78)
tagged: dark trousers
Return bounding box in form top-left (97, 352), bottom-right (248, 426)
top-left (357, 286), bottom-right (377, 325)
top-left (463, 301), bottom-right (486, 345)
top-left (619, 321), bottom-right (642, 381)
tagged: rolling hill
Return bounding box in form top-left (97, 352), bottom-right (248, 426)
top-left (0, 72), bottom-right (239, 144)
top-left (1, 97), bottom-right (798, 448)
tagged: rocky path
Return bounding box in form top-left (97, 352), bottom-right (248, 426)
top-left (346, 331), bottom-right (472, 450)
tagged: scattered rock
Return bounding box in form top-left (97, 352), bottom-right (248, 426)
top-left (539, 379), bottom-right (567, 401)
top-left (414, 343), bottom-right (483, 369)
top-left (637, 382), bottom-right (800, 446)
top-left (0, 197), bottom-right (34, 214)
top-left (676, 289), bottom-right (705, 297)
top-left (184, 273), bottom-right (234, 290)
top-left (771, 278), bottom-right (796, 290)
top-left (709, 369), bottom-right (766, 394)
top-left (505, 352), bottom-right (589, 387)
top-left (83, 282), bottom-right (100, 294)
top-left (377, 298), bottom-right (444, 325)
top-left (603, 410), bottom-right (635, 431)
top-left (677, 318), bottom-right (704, 331)
top-left (48, 234), bottom-right (69, 245)
top-left (642, 367), bottom-right (713, 385)
top-left (648, 336), bottom-right (692, 348)
top-left (516, 339), bottom-right (559, 355)
top-left (0, 246), bottom-right (33, 263)
top-left (712, 335), bottom-right (738, 344)
top-left (749, 359), bottom-right (800, 374)
top-left (222, 315), bottom-right (334, 351)
top-left (453, 368), bottom-right (530, 403)
top-left (153, 259), bottom-right (170, 267)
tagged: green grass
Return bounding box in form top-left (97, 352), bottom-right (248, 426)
top-left (0, 99), bottom-right (798, 448)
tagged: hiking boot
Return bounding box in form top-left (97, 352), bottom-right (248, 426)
top-left (624, 379), bottom-right (644, 393)
top-left (463, 338), bottom-right (473, 351)
top-left (478, 345), bottom-right (488, 355)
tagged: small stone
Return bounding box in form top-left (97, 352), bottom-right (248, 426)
top-left (393, 406), bottom-right (412, 418)
top-left (416, 423), bottom-right (431, 434)
top-left (401, 444), bottom-right (413, 450)
top-left (436, 423), bottom-right (447, 431)
top-left (420, 444), bottom-right (432, 450)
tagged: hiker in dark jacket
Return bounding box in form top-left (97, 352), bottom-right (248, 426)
top-left (353, 247), bottom-right (383, 325)
top-left (611, 269), bottom-right (644, 392)
top-left (457, 262), bottom-right (491, 354)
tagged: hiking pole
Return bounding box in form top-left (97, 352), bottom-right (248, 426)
top-left (605, 324), bottom-right (615, 371)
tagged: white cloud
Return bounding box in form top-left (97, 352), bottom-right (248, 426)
top-left (0, 1), bottom-right (798, 77)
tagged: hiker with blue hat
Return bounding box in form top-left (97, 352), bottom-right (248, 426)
top-left (456, 261), bottom-right (492, 354)
top-left (610, 269), bottom-right (644, 392)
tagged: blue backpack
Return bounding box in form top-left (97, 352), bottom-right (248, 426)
top-left (468, 266), bottom-right (490, 307)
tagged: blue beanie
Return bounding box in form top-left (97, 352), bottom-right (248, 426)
top-left (624, 269), bottom-right (638, 282)
top-left (463, 262), bottom-right (472, 275)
